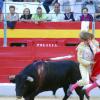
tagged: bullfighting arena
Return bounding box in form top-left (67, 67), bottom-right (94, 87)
top-left (0, 84), bottom-right (100, 100)
top-left (0, 97), bottom-right (100, 100)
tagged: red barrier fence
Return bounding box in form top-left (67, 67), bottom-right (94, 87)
top-left (0, 21), bottom-right (93, 46)
top-left (0, 22), bottom-right (100, 82)
top-left (0, 46), bottom-right (77, 83)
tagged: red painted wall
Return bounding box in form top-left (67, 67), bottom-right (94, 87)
top-left (0, 22), bottom-right (100, 83)
top-left (0, 46), bottom-right (77, 83)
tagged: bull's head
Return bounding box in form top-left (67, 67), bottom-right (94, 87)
top-left (9, 74), bottom-right (34, 99)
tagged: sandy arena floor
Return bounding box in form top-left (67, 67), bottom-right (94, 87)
top-left (0, 97), bottom-right (100, 100)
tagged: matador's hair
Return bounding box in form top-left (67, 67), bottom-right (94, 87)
top-left (80, 31), bottom-right (91, 41)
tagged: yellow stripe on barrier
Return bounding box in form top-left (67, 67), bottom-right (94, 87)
top-left (0, 29), bottom-right (100, 38)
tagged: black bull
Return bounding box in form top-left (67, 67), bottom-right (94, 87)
top-left (9, 60), bottom-right (85, 100)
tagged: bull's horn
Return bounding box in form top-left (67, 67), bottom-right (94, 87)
top-left (27, 76), bottom-right (34, 82)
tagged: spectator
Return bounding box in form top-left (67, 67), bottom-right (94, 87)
top-left (6, 5), bottom-right (19, 28)
top-left (32, 7), bottom-right (47, 24)
top-left (20, 8), bottom-right (32, 22)
top-left (48, 2), bottom-right (64, 22)
top-left (43, 0), bottom-right (57, 13)
top-left (64, 7), bottom-right (75, 21)
top-left (80, 7), bottom-right (93, 21)
top-left (6, 5), bottom-right (19, 21)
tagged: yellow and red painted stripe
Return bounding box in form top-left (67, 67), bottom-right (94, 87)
top-left (0, 22), bottom-right (100, 38)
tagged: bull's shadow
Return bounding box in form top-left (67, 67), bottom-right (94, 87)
top-left (9, 60), bottom-right (87, 100)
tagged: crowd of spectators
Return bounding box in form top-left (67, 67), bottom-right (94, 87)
top-left (1, 0), bottom-right (100, 23)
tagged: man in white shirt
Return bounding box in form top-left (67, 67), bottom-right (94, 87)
top-left (6, 5), bottom-right (19, 21)
top-left (48, 2), bottom-right (64, 22)
top-left (6, 5), bottom-right (19, 28)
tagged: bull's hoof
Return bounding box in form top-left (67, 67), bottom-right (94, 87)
top-left (82, 89), bottom-right (90, 100)
top-left (67, 85), bottom-right (72, 96)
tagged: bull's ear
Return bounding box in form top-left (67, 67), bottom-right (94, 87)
top-left (9, 75), bottom-right (16, 83)
top-left (26, 76), bottom-right (34, 82)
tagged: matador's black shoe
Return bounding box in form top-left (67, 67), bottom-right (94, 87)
top-left (82, 89), bottom-right (90, 100)
top-left (67, 85), bottom-right (73, 96)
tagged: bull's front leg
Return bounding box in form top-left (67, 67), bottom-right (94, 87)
top-left (24, 95), bottom-right (35, 100)
top-left (24, 91), bottom-right (38, 100)
top-left (62, 85), bottom-right (70, 100)
top-left (24, 88), bottom-right (40, 100)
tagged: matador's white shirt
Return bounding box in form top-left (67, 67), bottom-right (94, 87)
top-left (76, 41), bottom-right (98, 67)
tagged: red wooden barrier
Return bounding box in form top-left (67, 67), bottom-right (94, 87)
top-left (0, 46), bottom-right (77, 83)
top-left (0, 22), bottom-right (100, 83)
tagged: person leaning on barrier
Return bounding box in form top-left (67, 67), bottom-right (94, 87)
top-left (80, 7), bottom-right (93, 21)
top-left (67, 32), bottom-right (97, 99)
top-left (31, 6), bottom-right (48, 24)
top-left (6, 5), bottom-right (19, 29)
top-left (64, 7), bottom-right (75, 21)
top-left (20, 8), bottom-right (32, 22)
top-left (48, 2), bottom-right (65, 22)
